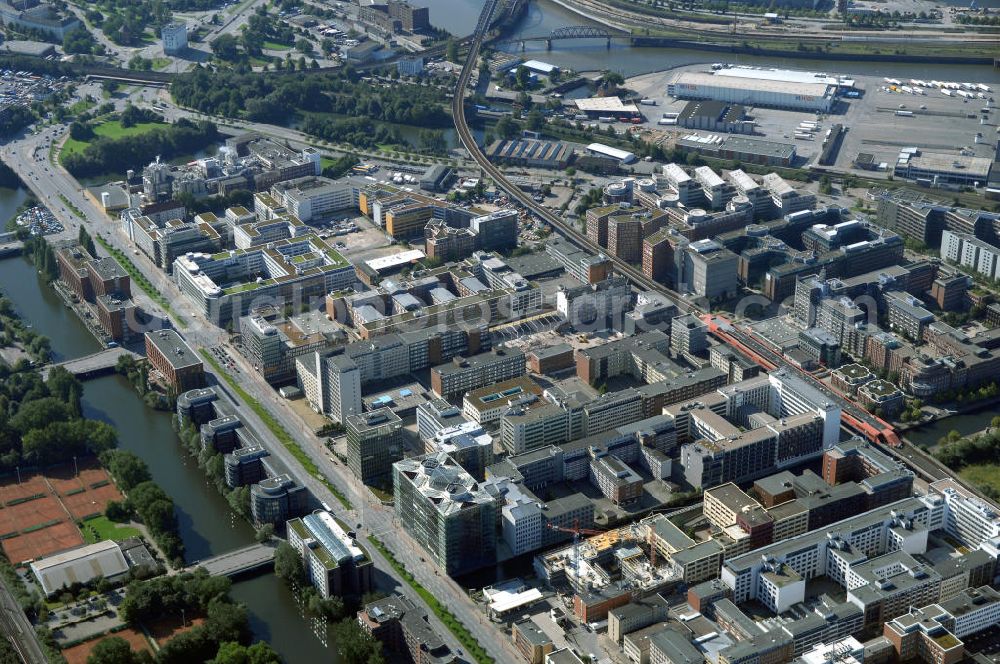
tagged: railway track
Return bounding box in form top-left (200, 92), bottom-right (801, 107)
top-left (452, 1), bottom-right (695, 315)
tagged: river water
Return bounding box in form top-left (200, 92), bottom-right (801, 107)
top-left (0, 188), bottom-right (334, 661)
top-left (415, 0), bottom-right (1000, 82)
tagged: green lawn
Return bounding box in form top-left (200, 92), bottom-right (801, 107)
top-left (80, 516), bottom-right (140, 544)
top-left (960, 464), bottom-right (1000, 495)
top-left (60, 121), bottom-right (165, 160)
top-left (68, 99), bottom-right (95, 116)
top-left (263, 41), bottom-right (292, 51)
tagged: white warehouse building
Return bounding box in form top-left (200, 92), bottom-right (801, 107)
top-left (668, 71), bottom-right (835, 112)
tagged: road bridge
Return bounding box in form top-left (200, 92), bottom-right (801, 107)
top-left (40, 348), bottom-right (140, 380)
top-left (191, 542), bottom-right (276, 578)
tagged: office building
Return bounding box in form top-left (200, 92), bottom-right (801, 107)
top-left (161, 22), bottom-right (187, 54)
top-left (96, 294), bottom-right (138, 343)
top-left (720, 496), bottom-right (942, 613)
top-left (462, 376), bottom-right (544, 425)
top-left (287, 510), bottom-right (372, 599)
top-left (240, 309), bottom-right (343, 384)
top-left (471, 209), bottom-right (518, 252)
top-left (393, 453), bottom-right (496, 575)
top-left (556, 277), bottom-right (632, 332)
top-left (930, 479), bottom-right (1000, 548)
top-left (544, 236), bottom-right (612, 285)
top-left (682, 239), bottom-right (739, 300)
top-left (941, 230), bottom-right (1000, 280)
top-left (271, 176), bottom-right (355, 223)
top-left (670, 313), bottom-right (708, 358)
top-left (174, 234), bottom-right (354, 327)
top-left (346, 408), bottom-right (404, 488)
top-left (424, 219), bottom-right (476, 262)
top-left (608, 595), bottom-right (669, 644)
top-left (298, 353), bottom-right (362, 423)
top-left (430, 347), bottom-right (525, 399)
top-left (358, 594), bottom-right (457, 664)
top-left (512, 618), bottom-right (554, 664)
top-left (144, 329), bottom-right (204, 392)
top-left (590, 456), bottom-right (643, 506)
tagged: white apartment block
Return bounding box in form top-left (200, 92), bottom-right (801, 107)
top-left (940, 230), bottom-right (1000, 280)
top-left (768, 369), bottom-right (841, 448)
top-left (931, 479), bottom-right (1000, 548)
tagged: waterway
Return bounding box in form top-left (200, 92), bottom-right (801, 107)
top-left (417, 0), bottom-right (1000, 82)
top-left (906, 407), bottom-right (999, 448)
top-left (0, 190), bottom-right (334, 660)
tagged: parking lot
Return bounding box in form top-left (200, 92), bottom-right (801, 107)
top-left (624, 66), bottom-right (997, 174)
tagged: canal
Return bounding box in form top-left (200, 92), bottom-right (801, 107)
top-left (416, 0), bottom-right (1000, 83)
top-left (0, 189), bottom-right (334, 661)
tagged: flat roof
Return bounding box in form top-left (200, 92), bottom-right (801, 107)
top-left (674, 70), bottom-right (833, 98)
top-left (365, 249), bottom-right (426, 271)
top-left (586, 143), bottom-right (636, 162)
top-left (145, 329), bottom-right (201, 370)
top-left (904, 152), bottom-right (991, 178)
top-left (575, 97), bottom-right (639, 113)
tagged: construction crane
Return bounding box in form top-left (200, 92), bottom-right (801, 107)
top-left (546, 520), bottom-right (606, 576)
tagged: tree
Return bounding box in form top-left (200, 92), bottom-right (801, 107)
top-left (333, 619), bottom-right (385, 664)
top-left (445, 40), bottom-right (458, 62)
top-left (100, 450), bottom-right (151, 492)
top-left (601, 70), bottom-right (625, 89)
top-left (495, 115), bottom-right (518, 140)
top-left (273, 542), bottom-right (305, 586)
top-left (211, 642), bottom-right (281, 664)
top-left (526, 109), bottom-right (544, 132)
top-left (514, 65), bottom-right (531, 90)
top-left (87, 637), bottom-right (141, 664)
top-left (9, 397), bottom-right (73, 434)
top-left (254, 523), bottom-right (274, 543)
top-left (211, 34), bottom-right (240, 61)
top-left (295, 38), bottom-right (313, 54)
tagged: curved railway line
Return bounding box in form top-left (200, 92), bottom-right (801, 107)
top-left (451, 0), bottom-right (979, 491)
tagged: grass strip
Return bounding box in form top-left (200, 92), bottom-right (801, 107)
top-left (94, 236), bottom-right (187, 329)
top-left (58, 194), bottom-right (85, 221)
top-left (367, 535), bottom-right (494, 664)
top-left (198, 349), bottom-right (351, 510)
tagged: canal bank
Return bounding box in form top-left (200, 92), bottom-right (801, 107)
top-left (0, 200), bottom-right (335, 661)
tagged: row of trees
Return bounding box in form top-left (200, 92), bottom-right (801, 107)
top-left (62, 118), bottom-right (219, 178)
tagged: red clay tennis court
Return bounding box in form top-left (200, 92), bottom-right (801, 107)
top-left (0, 459), bottom-right (124, 563)
top-left (62, 628), bottom-right (151, 664)
top-left (2, 521), bottom-right (84, 563)
top-left (49, 463), bottom-right (124, 521)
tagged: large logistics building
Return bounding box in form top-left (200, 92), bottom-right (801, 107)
top-left (668, 70), bottom-right (836, 112)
